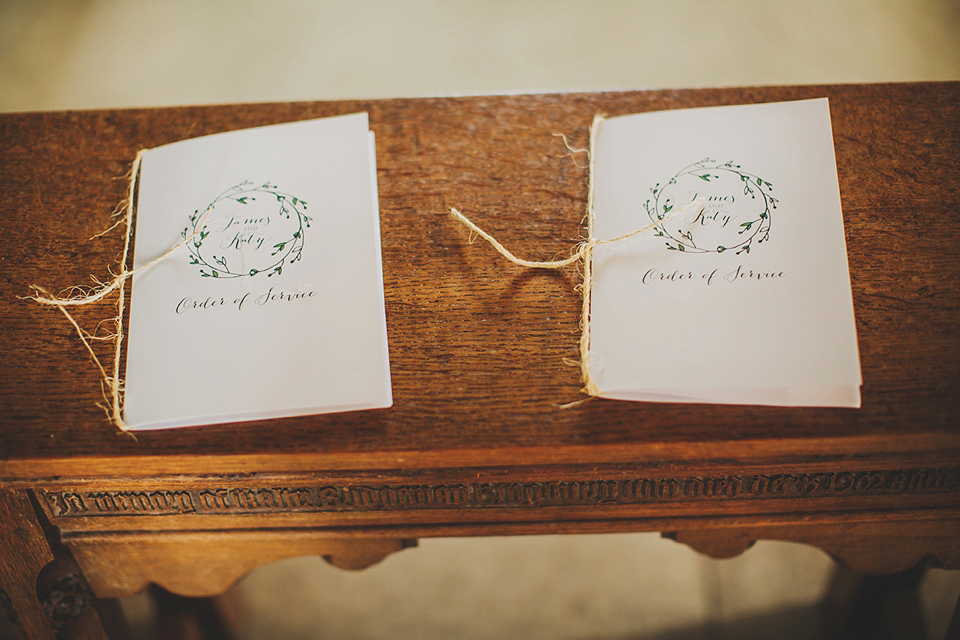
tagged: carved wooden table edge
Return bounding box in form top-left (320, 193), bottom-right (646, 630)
top-left (21, 457), bottom-right (960, 598)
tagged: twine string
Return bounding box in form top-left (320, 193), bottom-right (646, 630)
top-left (26, 149), bottom-right (213, 433)
top-left (451, 114), bottom-right (703, 399)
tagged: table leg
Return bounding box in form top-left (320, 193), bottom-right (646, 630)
top-left (822, 564), bottom-right (927, 640)
top-left (0, 489), bottom-right (117, 640)
top-left (0, 489), bottom-right (60, 640)
top-left (150, 585), bottom-right (240, 640)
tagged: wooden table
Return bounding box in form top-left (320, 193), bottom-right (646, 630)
top-left (1, 83), bottom-right (958, 639)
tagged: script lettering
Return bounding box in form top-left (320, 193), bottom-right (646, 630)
top-left (38, 468), bottom-right (960, 519)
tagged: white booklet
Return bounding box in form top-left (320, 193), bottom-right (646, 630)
top-left (589, 98), bottom-right (862, 407)
top-left (124, 113), bottom-right (392, 429)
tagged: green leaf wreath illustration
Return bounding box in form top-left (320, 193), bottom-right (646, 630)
top-left (182, 181), bottom-right (312, 279)
top-left (642, 159), bottom-right (777, 255)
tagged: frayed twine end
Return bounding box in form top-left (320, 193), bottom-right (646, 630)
top-left (450, 114), bottom-right (703, 406)
top-left (27, 149), bottom-right (149, 434)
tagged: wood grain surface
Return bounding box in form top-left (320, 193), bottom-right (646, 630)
top-left (1, 83), bottom-right (958, 479)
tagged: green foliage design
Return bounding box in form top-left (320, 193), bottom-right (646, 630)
top-left (642, 159), bottom-right (777, 255)
top-left (182, 181), bottom-right (312, 279)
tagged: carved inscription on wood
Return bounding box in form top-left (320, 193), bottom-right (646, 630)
top-left (40, 468), bottom-right (959, 518)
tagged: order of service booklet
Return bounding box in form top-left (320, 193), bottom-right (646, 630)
top-left (589, 98), bottom-right (862, 407)
top-left (123, 113), bottom-right (392, 429)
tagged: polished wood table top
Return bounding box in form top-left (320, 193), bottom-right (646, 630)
top-left (0, 82), bottom-right (958, 637)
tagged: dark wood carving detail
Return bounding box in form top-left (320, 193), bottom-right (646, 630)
top-left (40, 468), bottom-right (959, 517)
top-left (39, 572), bottom-right (94, 632)
top-left (0, 587), bottom-right (23, 633)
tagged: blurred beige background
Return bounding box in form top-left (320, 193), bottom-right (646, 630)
top-left (2, 0), bottom-right (959, 112)
top-left (2, 1), bottom-right (959, 639)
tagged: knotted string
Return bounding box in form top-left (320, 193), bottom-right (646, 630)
top-left (27, 149), bottom-right (213, 433)
top-left (451, 114), bottom-right (702, 401)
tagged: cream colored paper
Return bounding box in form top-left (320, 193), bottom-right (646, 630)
top-left (589, 99), bottom-right (862, 407)
top-left (124, 113), bottom-right (392, 429)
